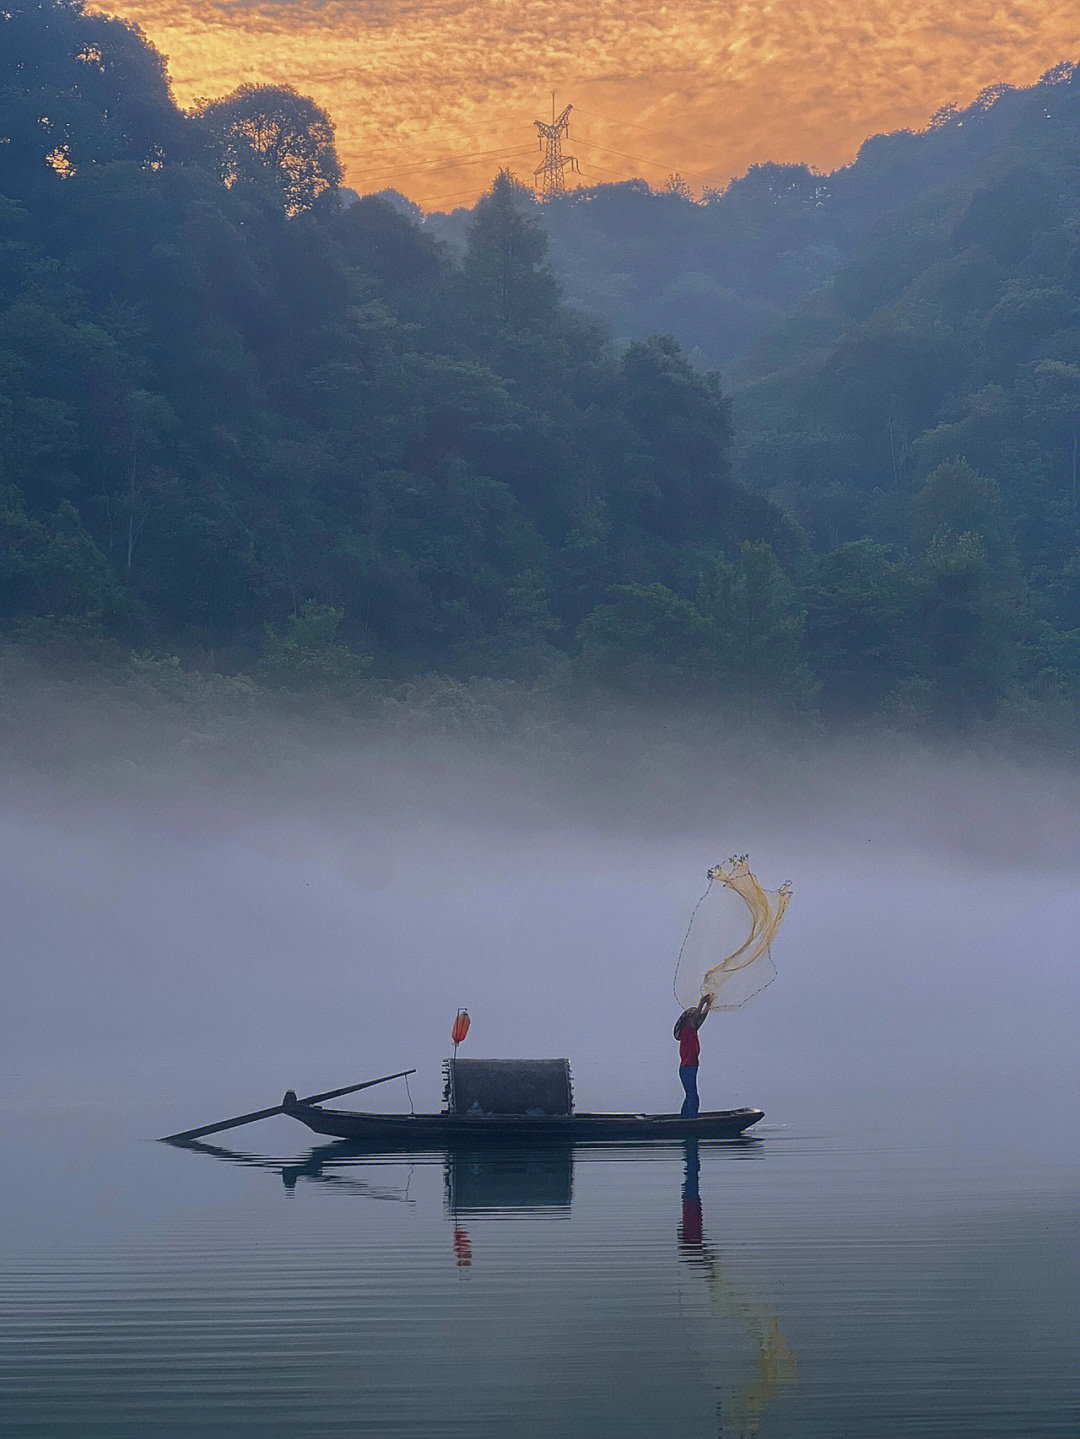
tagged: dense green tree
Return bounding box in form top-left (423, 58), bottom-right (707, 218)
top-left (955, 166), bottom-right (1062, 265)
top-left (910, 460), bottom-right (1015, 572)
top-left (0, 0), bottom-right (194, 194)
top-left (575, 582), bottom-right (708, 694)
top-left (609, 336), bottom-right (732, 543)
top-left (917, 530), bottom-right (1018, 728)
top-left (982, 284), bottom-right (1079, 379)
top-left (1025, 361), bottom-right (1080, 510)
top-left (462, 170), bottom-right (558, 330)
top-left (254, 602), bottom-right (372, 693)
top-left (1043, 548), bottom-right (1080, 631)
top-left (709, 542), bottom-right (814, 717)
top-left (0, 488), bottom-right (124, 621)
top-left (803, 541), bottom-right (922, 718)
top-left (194, 84), bottom-right (342, 216)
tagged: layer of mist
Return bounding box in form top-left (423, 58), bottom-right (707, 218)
top-left (4, 677), bottom-right (1078, 1184)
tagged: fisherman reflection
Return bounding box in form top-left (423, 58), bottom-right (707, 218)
top-left (675, 1139), bottom-right (798, 1437)
top-left (679, 1137), bottom-right (705, 1252)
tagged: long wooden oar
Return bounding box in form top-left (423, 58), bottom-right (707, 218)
top-left (159, 1069), bottom-right (416, 1143)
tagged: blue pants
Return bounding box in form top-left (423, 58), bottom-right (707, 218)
top-left (679, 1065), bottom-right (699, 1118)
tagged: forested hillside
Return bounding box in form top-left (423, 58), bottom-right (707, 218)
top-left (1, 0), bottom-right (798, 710)
top-left (429, 66), bottom-right (1080, 378)
top-left (428, 67), bottom-right (1080, 738)
top-left (729, 66), bottom-right (1080, 734)
top-left (3, 0), bottom-right (1080, 743)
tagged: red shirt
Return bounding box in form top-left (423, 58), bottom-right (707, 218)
top-left (681, 1196), bottom-right (703, 1245)
top-left (679, 1023), bottom-right (700, 1067)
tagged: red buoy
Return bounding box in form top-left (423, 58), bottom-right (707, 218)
top-left (451, 1009), bottom-right (470, 1049)
top-left (453, 1227), bottom-right (472, 1268)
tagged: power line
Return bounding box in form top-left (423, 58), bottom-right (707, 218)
top-left (573, 160), bottom-right (632, 182)
top-left (569, 107), bottom-right (716, 182)
top-left (573, 136), bottom-right (710, 182)
top-left (419, 160), bottom-right (618, 208)
top-left (575, 137), bottom-right (669, 171)
top-left (413, 183), bottom-right (498, 210)
top-left (362, 144), bottom-right (534, 186)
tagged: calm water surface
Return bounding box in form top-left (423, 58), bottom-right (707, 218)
top-left (4, 1106), bottom-right (1077, 1438)
top-left (4, 760), bottom-right (1080, 1436)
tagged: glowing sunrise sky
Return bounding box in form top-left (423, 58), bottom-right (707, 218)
top-left (97, 0), bottom-right (1079, 209)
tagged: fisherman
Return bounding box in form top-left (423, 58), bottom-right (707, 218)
top-left (673, 995), bottom-right (711, 1117)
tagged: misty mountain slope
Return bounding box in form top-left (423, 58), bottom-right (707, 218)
top-left (732, 74), bottom-right (1080, 557)
top-left (425, 63), bottom-right (1080, 376)
top-left (450, 63), bottom-right (1080, 734)
top-left (708, 69), bottom-right (1080, 736)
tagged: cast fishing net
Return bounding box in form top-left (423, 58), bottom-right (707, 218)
top-left (673, 856), bottom-right (792, 1011)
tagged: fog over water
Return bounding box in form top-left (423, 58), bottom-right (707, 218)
top-left (4, 699), bottom-right (1079, 1188)
top-left (5, 697), bottom-right (1080, 1438)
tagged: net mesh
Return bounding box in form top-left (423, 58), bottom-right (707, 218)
top-left (674, 856), bottom-right (792, 1011)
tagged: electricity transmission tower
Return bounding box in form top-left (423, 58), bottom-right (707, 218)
top-left (534, 95), bottom-right (578, 195)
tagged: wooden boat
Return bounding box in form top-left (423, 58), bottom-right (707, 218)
top-left (281, 1090), bottom-right (764, 1144)
top-left (159, 1064), bottom-right (765, 1149)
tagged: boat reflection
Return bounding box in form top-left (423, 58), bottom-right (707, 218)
top-left (167, 1132), bottom-right (795, 1429)
top-left (444, 1142), bottom-right (573, 1217)
top-left (168, 1133), bottom-right (577, 1215)
top-left (167, 1135), bottom-right (417, 1203)
top-left (442, 1141), bottom-right (574, 1270)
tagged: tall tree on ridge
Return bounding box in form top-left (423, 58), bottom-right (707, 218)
top-left (195, 84), bottom-right (342, 216)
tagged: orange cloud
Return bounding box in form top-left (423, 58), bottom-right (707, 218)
top-left (95, 0), bottom-right (1080, 206)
